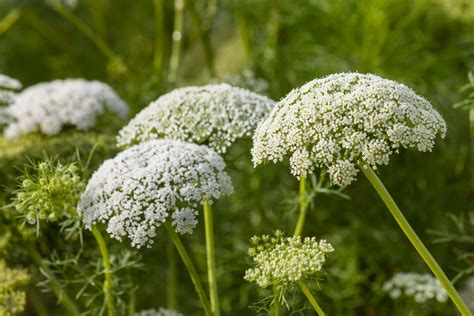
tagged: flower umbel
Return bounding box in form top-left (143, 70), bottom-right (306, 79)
top-left (252, 72), bottom-right (447, 187)
top-left (383, 272), bottom-right (448, 304)
top-left (244, 231), bottom-right (334, 288)
top-left (78, 139), bottom-right (233, 248)
top-left (13, 160), bottom-right (85, 226)
top-left (117, 83), bottom-right (274, 153)
top-left (0, 259), bottom-right (29, 316)
top-left (135, 308), bottom-right (183, 316)
top-left (4, 79), bottom-right (128, 138)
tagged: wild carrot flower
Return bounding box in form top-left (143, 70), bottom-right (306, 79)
top-left (135, 308), bottom-right (183, 316)
top-left (0, 74), bottom-right (21, 114)
top-left (117, 83), bottom-right (274, 153)
top-left (252, 72), bottom-right (446, 187)
top-left (0, 260), bottom-right (29, 315)
top-left (13, 160), bottom-right (85, 225)
top-left (78, 139), bottom-right (233, 248)
top-left (383, 272), bottom-right (448, 304)
top-left (244, 230), bottom-right (334, 288)
top-left (4, 79), bottom-right (128, 139)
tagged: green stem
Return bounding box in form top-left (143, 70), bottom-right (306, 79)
top-left (203, 197), bottom-right (220, 316)
top-left (166, 240), bottom-right (178, 309)
top-left (235, 9), bottom-right (251, 63)
top-left (273, 286), bottom-right (280, 316)
top-left (28, 286), bottom-right (49, 316)
top-left (0, 8), bottom-right (22, 37)
top-left (153, 0), bottom-right (165, 74)
top-left (168, 0), bottom-right (185, 85)
top-left (164, 222), bottom-right (212, 316)
top-left (188, 1), bottom-right (216, 77)
top-left (49, 2), bottom-right (127, 72)
top-left (91, 226), bottom-right (115, 316)
top-left (293, 177), bottom-right (308, 236)
top-left (25, 244), bottom-right (80, 316)
top-left (360, 165), bottom-right (472, 316)
top-left (298, 281), bottom-right (325, 316)
top-left (127, 280), bottom-right (136, 316)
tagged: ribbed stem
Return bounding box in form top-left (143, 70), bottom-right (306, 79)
top-left (293, 177), bottom-right (308, 236)
top-left (164, 222), bottom-right (212, 316)
top-left (299, 281), bottom-right (325, 316)
top-left (91, 226), bottom-right (115, 316)
top-left (25, 244), bottom-right (80, 316)
top-left (203, 197), bottom-right (220, 316)
top-left (168, 0), bottom-right (184, 85)
top-left (360, 164), bottom-right (472, 316)
top-left (273, 286), bottom-right (279, 316)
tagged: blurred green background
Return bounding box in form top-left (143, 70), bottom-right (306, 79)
top-left (0, 0), bottom-right (473, 315)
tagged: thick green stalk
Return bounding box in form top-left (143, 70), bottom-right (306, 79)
top-left (298, 281), bottom-right (325, 316)
top-left (91, 226), bottom-right (115, 316)
top-left (168, 0), bottom-right (185, 85)
top-left (203, 197), bottom-right (220, 316)
top-left (166, 240), bottom-right (178, 309)
top-left (360, 165), bottom-right (472, 316)
top-left (293, 177), bottom-right (308, 236)
top-left (25, 244), bottom-right (80, 316)
top-left (273, 286), bottom-right (280, 316)
top-left (164, 222), bottom-right (212, 316)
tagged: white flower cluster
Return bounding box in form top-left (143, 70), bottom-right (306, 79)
top-left (252, 73), bottom-right (447, 187)
top-left (0, 73), bottom-right (22, 107)
top-left (4, 79), bottom-right (128, 139)
top-left (78, 139), bottom-right (233, 248)
top-left (135, 308), bottom-right (183, 316)
top-left (117, 83), bottom-right (275, 153)
top-left (382, 272), bottom-right (448, 303)
top-left (244, 231), bottom-right (334, 288)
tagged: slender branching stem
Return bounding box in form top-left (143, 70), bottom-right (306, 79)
top-left (273, 286), bottom-right (279, 316)
top-left (168, 0), bottom-right (185, 85)
top-left (25, 243), bottom-right (80, 316)
top-left (293, 177), bottom-right (308, 236)
top-left (298, 281), bottom-right (325, 316)
top-left (203, 197), bottom-right (220, 316)
top-left (49, 2), bottom-right (127, 72)
top-left (164, 222), bottom-right (212, 316)
top-left (360, 164), bottom-right (472, 316)
top-left (166, 240), bottom-right (178, 309)
top-left (91, 226), bottom-right (115, 316)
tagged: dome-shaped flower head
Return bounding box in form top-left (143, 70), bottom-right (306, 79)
top-left (0, 74), bottom-right (22, 106)
top-left (252, 73), bottom-right (447, 187)
top-left (4, 79), bottom-right (128, 139)
top-left (77, 139), bottom-right (233, 248)
top-left (117, 83), bottom-right (275, 153)
top-left (383, 272), bottom-right (448, 304)
top-left (135, 308), bottom-right (183, 316)
top-left (244, 230), bottom-right (334, 288)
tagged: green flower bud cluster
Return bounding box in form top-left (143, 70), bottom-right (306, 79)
top-left (244, 231), bottom-right (334, 288)
top-left (13, 160), bottom-right (85, 225)
top-left (0, 259), bottom-right (29, 315)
